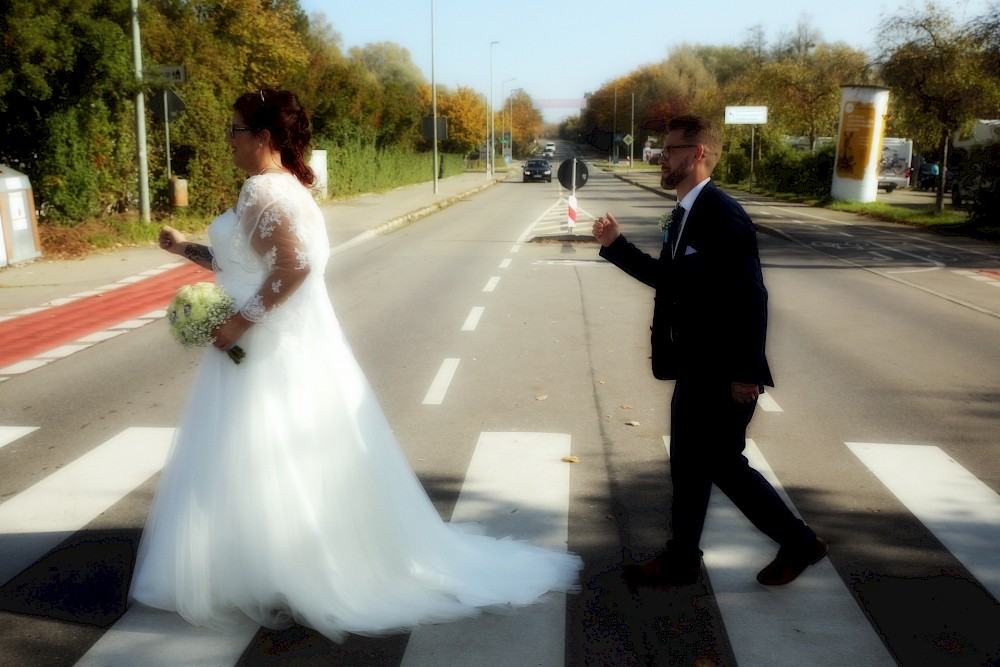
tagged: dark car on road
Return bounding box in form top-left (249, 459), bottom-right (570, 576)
top-left (523, 159), bottom-right (552, 183)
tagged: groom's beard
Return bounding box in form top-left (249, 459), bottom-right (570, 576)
top-left (661, 159), bottom-right (692, 190)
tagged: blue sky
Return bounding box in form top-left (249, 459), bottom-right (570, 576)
top-left (298, 0), bottom-right (993, 122)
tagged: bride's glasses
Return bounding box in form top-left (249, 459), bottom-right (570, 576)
top-left (227, 124), bottom-right (251, 139)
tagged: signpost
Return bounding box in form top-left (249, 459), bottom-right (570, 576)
top-left (724, 106), bottom-right (768, 193)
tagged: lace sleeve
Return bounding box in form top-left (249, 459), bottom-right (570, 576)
top-left (236, 179), bottom-right (311, 324)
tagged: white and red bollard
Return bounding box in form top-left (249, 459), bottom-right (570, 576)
top-left (567, 194), bottom-right (577, 231)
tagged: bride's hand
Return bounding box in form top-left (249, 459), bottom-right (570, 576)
top-left (159, 226), bottom-right (187, 253)
top-left (212, 313), bottom-right (252, 353)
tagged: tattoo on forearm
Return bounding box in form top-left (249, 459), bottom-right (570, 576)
top-left (184, 243), bottom-right (213, 265)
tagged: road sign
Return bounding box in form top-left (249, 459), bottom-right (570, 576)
top-left (557, 159), bottom-right (589, 190)
top-left (151, 88), bottom-right (185, 123)
top-left (622, 134), bottom-right (633, 146)
top-left (158, 65), bottom-right (187, 85)
top-left (725, 106), bottom-right (768, 125)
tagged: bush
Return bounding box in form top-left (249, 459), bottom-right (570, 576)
top-left (756, 145), bottom-right (835, 197)
top-left (959, 143), bottom-right (1000, 231)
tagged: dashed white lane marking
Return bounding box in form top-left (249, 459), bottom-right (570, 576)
top-left (0, 427), bottom-right (173, 587)
top-left (757, 392), bottom-right (783, 412)
top-left (482, 276), bottom-right (500, 292)
top-left (1, 309), bottom-right (166, 376)
top-left (848, 442), bottom-right (1000, 602)
top-left (499, 258), bottom-right (512, 269)
top-left (402, 432), bottom-right (573, 667)
top-left (662, 437), bottom-right (895, 666)
top-left (422, 358), bottom-right (461, 405)
top-left (462, 307), bottom-right (485, 332)
top-left (0, 426), bottom-right (37, 450)
top-left (2, 263), bottom-right (182, 320)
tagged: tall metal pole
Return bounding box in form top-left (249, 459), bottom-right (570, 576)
top-left (613, 85), bottom-right (618, 164)
top-left (629, 92), bottom-right (634, 174)
top-left (130, 0), bottom-right (150, 223)
top-left (430, 0), bottom-right (439, 193)
top-left (483, 93), bottom-right (489, 182)
top-left (164, 91), bottom-right (172, 179)
top-left (501, 77), bottom-right (515, 163)
top-left (509, 92), bottom-right (514, 160)
top-left (489, 41), bottom-right (498, 178)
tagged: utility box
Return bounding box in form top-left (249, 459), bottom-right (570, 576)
top-left (0, 165), bottom-right (42, 267)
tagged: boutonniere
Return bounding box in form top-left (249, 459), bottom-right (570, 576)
top-left (658, 212), bottom-right (671, 232)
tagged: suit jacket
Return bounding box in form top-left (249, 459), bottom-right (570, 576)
top-left (600, 181), bottom-right (774, 386)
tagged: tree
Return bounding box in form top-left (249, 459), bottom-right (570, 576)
top-left (877, 2), bottom-right (1000, 210)
top-left (0, 0), bottom-right (136, 221)
top-left (758, 43), bottom-right (869, 151)
top-left (436, 86), bottom-right (486, 156)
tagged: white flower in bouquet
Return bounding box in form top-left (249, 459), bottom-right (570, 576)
top-left (167, 282), bottom-right (246, 364)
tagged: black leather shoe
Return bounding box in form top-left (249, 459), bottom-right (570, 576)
top-left (623, 550), bottom-right (701, 591)
top-left (756, 537), bottom-right (829, 586)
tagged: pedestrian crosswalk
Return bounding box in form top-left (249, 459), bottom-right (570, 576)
top-left (0, 424), bottom-right (998, 665)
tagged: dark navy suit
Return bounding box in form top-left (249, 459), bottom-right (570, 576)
top-left (600, 181), bottom-right (814, 561)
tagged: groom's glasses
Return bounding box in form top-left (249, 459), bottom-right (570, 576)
top-left (227, 125), bottom-right (252, 139)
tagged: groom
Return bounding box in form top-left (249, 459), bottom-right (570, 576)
top-left (592, 114), bottom-right (827, 588)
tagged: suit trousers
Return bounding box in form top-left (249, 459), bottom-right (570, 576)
top-left (667, 376), bottom-right (814, 561)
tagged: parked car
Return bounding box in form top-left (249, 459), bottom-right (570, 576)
top-left (917, 162), bottom-right (941, 190)
top-left (523, 159), bottom-right (552, 183)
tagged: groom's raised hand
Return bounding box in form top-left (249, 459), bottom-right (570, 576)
top-left (592, 212), bottom-right (621, 247)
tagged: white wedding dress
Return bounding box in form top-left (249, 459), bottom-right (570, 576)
top-left (129, 172), bottom-right (582, 641)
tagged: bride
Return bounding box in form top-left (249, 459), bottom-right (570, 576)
top-left (130, 89), bottom-right (582, 641)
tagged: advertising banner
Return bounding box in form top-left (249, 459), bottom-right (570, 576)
top-left (832, 86), bottom-right (889, 202)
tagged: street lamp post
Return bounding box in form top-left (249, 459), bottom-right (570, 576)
top-left (129, 0), bottom-right (150, 223)
top-left (430, 0), bottom-right (439, 193)
top-left (502, 77), bottom-right (516, 164)
top-left (489, 41), bottom-right (499, 178)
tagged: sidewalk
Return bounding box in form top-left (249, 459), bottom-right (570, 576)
top-left (0, 171), bottom-right (503, 375)
top-left (0, 171), bottom-right (503, 317)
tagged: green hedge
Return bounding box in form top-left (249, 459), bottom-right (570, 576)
top-left (755, 145), bottom-right (835, 197)
top-left (318, 133), bottom-right (463, 198)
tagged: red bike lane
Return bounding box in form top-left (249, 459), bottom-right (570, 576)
top-left (0, 263), bottom-right (212, 369)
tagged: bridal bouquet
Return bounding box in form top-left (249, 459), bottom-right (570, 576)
top-left (167, 282), bottom-right (246, 364)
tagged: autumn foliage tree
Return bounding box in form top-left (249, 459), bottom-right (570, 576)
top-left (877, 2), bottom-right (1000, 210)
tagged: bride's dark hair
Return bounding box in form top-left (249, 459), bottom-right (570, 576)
top-left (233, 89), bottom-right (316, 186)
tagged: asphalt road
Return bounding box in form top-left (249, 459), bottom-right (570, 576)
top-left (0, 158), bottom-right (999, 665)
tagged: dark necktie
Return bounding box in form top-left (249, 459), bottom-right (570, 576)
top-left (667, 205), bottom-right (685, 256)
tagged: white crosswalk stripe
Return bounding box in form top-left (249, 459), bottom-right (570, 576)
top-left (1, 423), bottom-right (998, 664)
top-left (848, 442), bottom-right (1000, 602)
top-left (0, 427), bottom-right (172, 587)
top-left (663, 437), bottom-right (896, 666)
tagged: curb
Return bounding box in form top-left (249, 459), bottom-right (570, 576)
top-left (332, 177), bottom-right (504, 256)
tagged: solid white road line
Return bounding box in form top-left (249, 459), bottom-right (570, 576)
top-left (461, 307), bottom-right (485, 332)
top-left (482, 276), bottom-right (501, 292)
top-left (663, 437), bottom-right (895, 666)
top-left (401, 432), bottom-right (572, 667)
top-left (74, 605), bottom-right (257, 667)
top-left (0, 426), bottom-right (37, 450)
top-left (847, 442), bottom-right (1000, 602)
top-left (0, 427), bottom-right (173, 586)
top-left (422, 358), bottom-right (461, 405)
